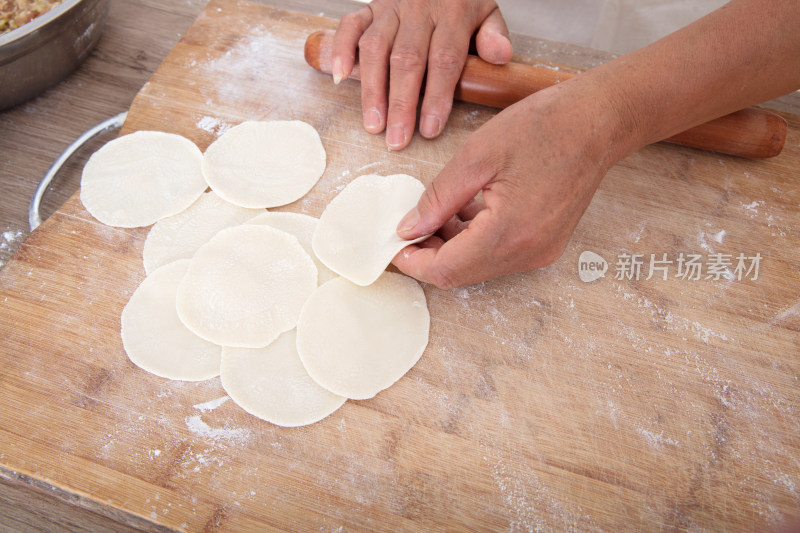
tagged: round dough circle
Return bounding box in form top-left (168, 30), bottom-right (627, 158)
top-left (142, 191), bottom-right (263, 274)
top-left (296, 272), bottom-right (430, 400)
top-left (176, 224), bottom-right (317, 348)
top-left (121, 260), bottom-right (222, 381)
top-left (221, 330), bottom-right (346, 427)
top-left (80, 131), bottom-right (207, 227)
top-left (312, 173), bottom-right (427, 286)
top-left (202, 120), bottom-right (326, 208)
top-left (247, 211), bottom-right (337, 285)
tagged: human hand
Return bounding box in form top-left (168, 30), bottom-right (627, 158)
top-left (388, 0), bottom-right (800, 289)
top-left (391, 81), bottom-right (637, 289)
top-left (332, 0), bottom-right (513, 150)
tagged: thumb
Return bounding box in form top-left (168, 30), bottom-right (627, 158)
top-left (475, 8), bottom-right (513, 65)
top-left (397, 151), bottom-right (492, 239)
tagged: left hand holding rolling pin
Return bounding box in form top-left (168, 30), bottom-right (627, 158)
top-left (332, 0), bottom-right (513, 149)
top-left (331, 0), bottom-right (800, 289)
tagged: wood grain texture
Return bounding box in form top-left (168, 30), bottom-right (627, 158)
top-left (0, 472), bottom-right (154, 533)
top-left (1, 0), bottom-right (799, 531)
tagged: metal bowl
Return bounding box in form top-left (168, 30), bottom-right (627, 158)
top-left (0, 0), bottom-right (108, 110)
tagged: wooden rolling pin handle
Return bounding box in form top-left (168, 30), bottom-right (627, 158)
top-left (305, 29), bottom-right (787, 158)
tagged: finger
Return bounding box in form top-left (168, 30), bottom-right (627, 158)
top-left (395, 233), bottom-right (443, 269)
top-left (392, 235), bottom-right (442, 276)
top-left (395, 211), bottom-right (501, 289)
top-left (417, 235), bottom-right (445, 249)
top-left (396, 140), bottom-right (496, 239)
top-left (358, 11), bottom-right (399, 134)
top-left (458, 198), bottom-right (486, 221)
top-left (332, 8), bottom-right (373, 83)
top-left (437, 215), bottom-right (469, 241)
top-left (392, 239), bottom-right (440, 276)
top-left (418, 21), bottom-right (471, 139)
top-left (385, 17), bottom-right (434, 150)
top-left (475, 7), bottom-right (513, 65)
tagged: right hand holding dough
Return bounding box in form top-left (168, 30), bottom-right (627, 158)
top-left (331, 0), bottom-right (512, 150)
top-left (379, 0), bottom-right (800, 289)
top-left (391, 81), bottom-right (636, 290)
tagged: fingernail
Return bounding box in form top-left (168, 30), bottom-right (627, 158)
top-left (420, 115), bottom-right (441, 138)
top-left (397, 207), bottom-right (420, 234)
top-left (364, 107), bottom-right (382, 132)
top-left (332, 57), bottom-right (343, 85)
top-left (387, 123), bottom-right (407, 149)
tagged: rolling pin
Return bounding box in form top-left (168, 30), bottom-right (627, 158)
top-left (304, 29), bottom-right (787, 158)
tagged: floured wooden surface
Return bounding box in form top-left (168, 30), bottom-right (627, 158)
top-left (1, 0), bottom-right (799, 530)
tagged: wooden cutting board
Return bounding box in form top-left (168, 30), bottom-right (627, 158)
top-left (1, 0), bottom-right (799, 530)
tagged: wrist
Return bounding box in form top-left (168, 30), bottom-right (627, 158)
top-left (525, 77), bottom-right (644, 172)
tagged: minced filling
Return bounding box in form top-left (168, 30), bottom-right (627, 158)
top-left (0, 0), bottom-right (63, 35)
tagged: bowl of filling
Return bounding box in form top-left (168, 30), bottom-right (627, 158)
top-left (0, 0), bottom-right (108, 110)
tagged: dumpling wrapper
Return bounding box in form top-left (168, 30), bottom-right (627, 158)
top-left (221, 330), bottom-right (346, 427)
top-left (296, 272), bottom-right (430, 400)
top-left (176, 224), bottom-right (317, 348)
top-left (247, 211), bottom-right (337, 285)
top-left (80, 131), bottom-right (207, 228)
top-left (142, 191), bottom-right (263, 274)
top-left (202, 120), bottom-right (326, 208)
top-left (312, 173), bottom-right (428, 286)
top-left (121, 260), bottom-right (222, 381)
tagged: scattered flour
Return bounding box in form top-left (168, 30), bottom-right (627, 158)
top-left (1, 229), bottom-right (25, 269)
top-left (1, 229), bottom-right (23, 252)
top-left (192, 395), bottom-right (230, 412)
top-left (770, 301), bottom-right (800, 325)
top-left (196, 115), bottom-right (232, 137)
top-left (738, 200), bottom-right (786, 237)
top-left (184, 415), bottom-right (251, 442)
top-left (354, 161), bottom-right (382, 173)
top-left (628, 222), bottom-right (646, 243)
top-left (486, 454), bottom-right (601, 532)
top-left (200, 25), bottom-right (305, 107)
top-left (2, 230), bottom-right (23, 245)
top-left (741, 200), bottom-right (764, 216)
top-left (614, 284), bottom-right (731, 344)
top-left (462, 109), bottom-right (482, 128)
top-left (637, 427), bottom-right (680, 449)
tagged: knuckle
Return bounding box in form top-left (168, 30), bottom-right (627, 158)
top-left (360, 85), bottom-right (381, 100)
top-left (387, 96), bottom-right (417, 115)
top-left (358, 32), bottom-right (390, 58)
top-left (390, 44), bottom-right (426, 71)
top-left (340, 7), bottom-right (371, 31)
top-left (421, 94), bottom-right (452, 117)
top-left (429, 264), bottom-right (459, 290)
top-left (428, 46), bottom-right (464, 75)
top-left (436, 0), bottom-right (465, 14)
top-left (368, 0), bottom-right (386, 11)
top-left (421, 179), bottom-right (447, 214)
top-left (339, 12), bottom-right (358, 27)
